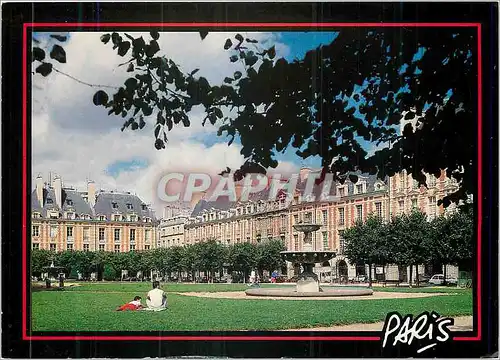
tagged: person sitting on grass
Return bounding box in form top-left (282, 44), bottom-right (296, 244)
top-left (145, 281), bottom-right (168, 311)
top-left (116, 296), bottom-right (144, 311)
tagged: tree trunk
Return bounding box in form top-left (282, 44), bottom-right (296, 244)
top-left (408, 264), bottom-right (413, 288)
top-left (415, 264), bottom-right (420, 287)
top-left (368, 264), bottom-right (373, 287)
top-left (382, 265), bottom-right (386, 287)
top-left (443, 264), bottom-right (447, 286)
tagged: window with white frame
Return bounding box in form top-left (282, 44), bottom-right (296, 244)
top-left (99, 244), bottom-right (106, 251)
top-left (145, 229), bottom-right (151, 242)
top-left (114, 228), bottom-right (120, 242)
top-left (66, 226), bottom-right (73, 238)
top-left (113, 214), bottom-right (121, 221)
top-left (32, 243), bottom-right (40, 250)
top-left (98, 228), bottom-right (105, 242)
top-left (32, 225), bottom-right (40, 237)
top-left (114, 244), bottom-right (120, 253)
top-left (294, 234), bottom-right (299, 250)
top-left (399, 200), bottom-right (405, 213)
top-left (83, 227), bottom-right (90, 242)
top-left (130, 244), bottom-right (135, 251)
top-left (67, 244), bottom-right (73, 251)
top-left (130, 229), bottom-right (136, 243)
top-left (412, 198), bottom-right (418, 209)
top-left (356, 205), bottom-right (363, 221)
top-left (83, 244), bottom-right (90, 252)
top-left (338, 208), bottom-right (345, 225)
top-left (98, 215), bottom-right (106, 221)
top-left (375, 202), bottom-right (382, 218)
top-left (50, 225), bottom-right (58, 238)
top-left (50, 243), bottom-right (56, 251)
top-left (356, 183), bottom-right (364, 194)
top-left (32, 212), bottom-right (41, 219)
top-left (322, 210), bottom-right (328, 224)
top-left (322, 232), bottom-right (328, 250)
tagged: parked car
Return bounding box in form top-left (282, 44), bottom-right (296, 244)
top-left (428, 274), bottom-right (458, 285)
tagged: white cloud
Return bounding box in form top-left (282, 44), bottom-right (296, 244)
top-left (32, 31), bottom-right (294, 216)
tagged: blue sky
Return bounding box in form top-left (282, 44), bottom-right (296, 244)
top-left (106, 32), bottom-right (340, 176)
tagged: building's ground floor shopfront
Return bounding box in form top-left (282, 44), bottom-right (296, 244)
top-left (286, 257), bottom-right (459, 284)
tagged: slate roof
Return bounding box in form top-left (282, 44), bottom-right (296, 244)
top-left (189, 170), bottom-right (388, 217)
top-left (31, 186), bottom-right (155, 221)
top-left (31, 188), bottom-right (92, 217)
top-left (94, 192), bottom-right (156, 220)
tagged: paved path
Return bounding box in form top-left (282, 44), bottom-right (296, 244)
top-left (178, 290), bottom-right (455, 301)
top-left (282, 316), bottom-right (473, 331)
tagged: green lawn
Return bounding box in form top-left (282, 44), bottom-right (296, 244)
top-left (31, 283), bottom-right (472, 332)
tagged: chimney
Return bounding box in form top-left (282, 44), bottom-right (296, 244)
top-left (36, 174), bottom-right (44, 208)
top-left (299, 167), bottom-right (312, 182)
top-left (235, 183), bottom-right (244, 202)
top-left (53, 175), bottom-right (62, 209)
top-left (88, 180), bottom-right (96, 208)
top-left (190, 191), bottom-right (206, 209)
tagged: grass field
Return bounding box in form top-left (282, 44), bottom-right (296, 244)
top-left (31, 282), bottom-right (473, 332)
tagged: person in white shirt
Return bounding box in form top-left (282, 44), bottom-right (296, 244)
top-left (146, 281), bottom-right (167, 311)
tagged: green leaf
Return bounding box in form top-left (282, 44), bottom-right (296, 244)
top-left (92, 90), bottom-right (108, 106)
top-left (124, 78), bottom-right (138, 90)
top-left (233, 71), bottom-right (242, 79)
top-left (100, 34), bottom-right (111, 44)
top-left (157, 112), bottom-right (166, 125)
top-left (127, 63), bottom-right (134, 72)
top-left (166, 117), bottom-right (173, 131)
top-left (223, 77), bottom-right (233, 84)
top-left (224, 39), bottom-right (233, 50)
top-left (111, 32), bottom-right (121, 45)
top-left (32, 47), bottom-right (45, 62)
top-left (132, 36), bottom-right (146, 50)
top-left (146, 40), bottom-right (160, 57)
top-left (50, 34), bottom-right (67, 42)
top-left (154, 124), bottom-right (161, 138)
top-left (199, 31), bottom-right (209, 40)
top-left (214, 108), bottom-right (223, 119)
top-left (190, 69), bottom-right (200, 76)
top-left (230, 55), bottom-right (238, 63)
top-left (182, 116), bottom-right (190, 127)
top-left (150, 31), bottom-right (160, 40)
top-left (131, 122), bottom-right (139, 130)
top-left (117, 41), bottom-right (131, 56)
top-left (245, 53), bottom-right (258, 67)
top-left (35, 62), bottom-right (53, 77)
top-left (235, 34), bottom-right (244, 42)
top-left (49, 44), bottom-right (66, 63)
top-left (267, 45), bottom-right (276, 59)
top-left (139, 116), bottom-right (146, 129)
top-left (124, 33), bottom-right (135, 41)
top-left (155, 138), bottom-right (165, 150)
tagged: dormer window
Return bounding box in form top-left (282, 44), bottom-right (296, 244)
top-left (141, 204), bottom-right (147, 211)
top-left (112, 202), bottom-right (118, 209)
top-left (126, 203), bottom-right (133, 210)
top-left (49, 211), bottom-right (59, 219)
top-left (81, 214), bottom-right (91, 220)
top-left (130, 215), bottom-right (137, 222)
top-left (66, 212), bottom-right (75, 220)
top-left (98, 215), bottom-right (106, 221)
top-left (67, 199), bottom-right (74, 206)
top-left (143, 217), bottom-right (151, 223)
top-left (113, 214), bottom-right (121, 221)
top-left (47, 198), bottom-right (53, 204)
top-left (32, 212), bottom-right (41, 219)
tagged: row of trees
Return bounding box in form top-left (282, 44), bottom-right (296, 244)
top-left (31, 238), bottom-right (286, 282)
top-left (343, 207), bottom-right (474, 287)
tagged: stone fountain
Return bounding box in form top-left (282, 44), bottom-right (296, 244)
top-left (281, 223), bottom-right (336, 293)
top-left (245, 223), bottom-right (373, 298)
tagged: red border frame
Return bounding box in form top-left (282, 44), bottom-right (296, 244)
top-left (22, 22), bottom-right (482, 342)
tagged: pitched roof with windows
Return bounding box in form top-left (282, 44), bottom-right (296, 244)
top-left (93, 192), bottom-right (155, 220)
top-left (31, 188), bottom-right (92, 217)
